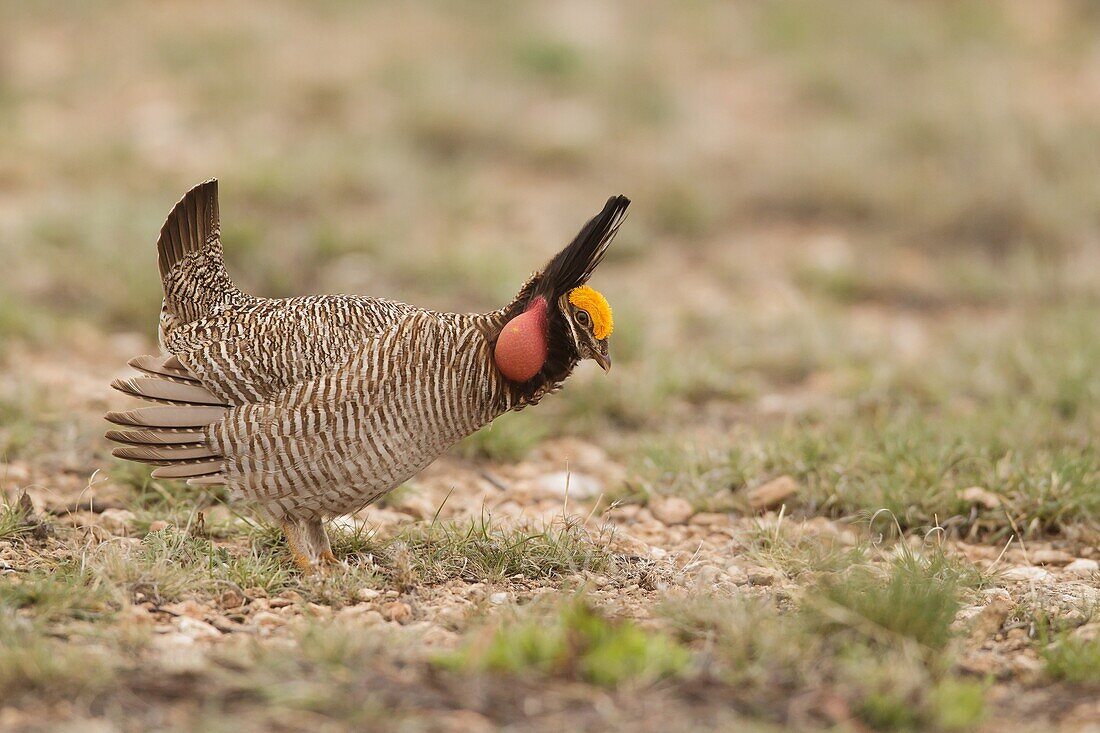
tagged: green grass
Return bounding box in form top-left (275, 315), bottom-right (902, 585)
top-left (380, 514), bottom-right (612, 587)
top-left (631, 400), bottom-right (1100, 536)
top-left (111, 462), bottom-right (237, 534)
top-left (3, 2), bottom-right (1100, 729)
top-left (0, 493), bottom-right (40, 542)
top-left (93, 527), bottom-right (294, 603)
top-left (660, 553), bottom-right (985, 730)
top-left (0, 559), bottom-right (119, 623)
top-left (0, 613), bottom-right (116, 705)
top-left (1041, 630), bottom-right (1100, 685)
top-left (439, 596), bottom-right (690, 687)
top-left (807, 554), bottom-right (967, 652)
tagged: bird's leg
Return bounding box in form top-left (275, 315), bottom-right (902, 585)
top-left (302, 518), bottom-right (337, 565)
top-left (281, 519), bottom-right (316, 571)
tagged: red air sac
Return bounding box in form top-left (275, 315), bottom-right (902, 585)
top-left (494, 297), bottom-right (549, 382)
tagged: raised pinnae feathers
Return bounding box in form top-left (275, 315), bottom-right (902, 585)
top-left (534, 194), bottom-right (630, 301)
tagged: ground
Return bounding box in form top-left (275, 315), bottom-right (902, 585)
top-left (1, 2), bottom-right (1100, 732)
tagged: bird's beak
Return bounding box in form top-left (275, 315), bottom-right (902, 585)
top-left (593, 346), bottom-right (611, 373)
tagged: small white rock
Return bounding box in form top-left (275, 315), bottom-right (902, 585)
top-left (356, 587), bottom-right (381, 602)
top-left (99, 508), bottom-right (137, 534)
top-left (177, 616), bottom-right (221, 640)
top-left (1002, 566), bottom-right (1052, 583)
top-left (489, 591), bottom-right (510, 605)
top-left (959, 486), bottom-right (1002, 510)
top-left (533, 471), bottom-right (603, 500)
top-left (1065, 558), bottom-right (1099, 577)
top-left (1031, 549), bottom-right (1074, 566)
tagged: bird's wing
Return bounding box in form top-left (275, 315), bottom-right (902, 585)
top-left (160, 295), bottom-right (420, 405)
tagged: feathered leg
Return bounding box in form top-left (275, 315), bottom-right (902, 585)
top-left (302, 518), bottom-right (337, 565)
top-left (282, 518), bottom-right (336, 570)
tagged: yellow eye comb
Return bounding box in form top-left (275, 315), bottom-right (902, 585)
top-left (568, 285), bottom-right (613, 340)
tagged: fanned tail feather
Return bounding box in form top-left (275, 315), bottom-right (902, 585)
top-left (105, 428), bottom-right (205, 445)
top-left (105, 405), bottom-right (226, 428)
top-left (106, 356), bottom-right (227, 484)
top-left (111, 376), bottom-right (228, 406)
top-left (151, 460), bottom-right (224, 479)
top-left (128, 354), bottom-right (201, 383)
top-left (158, 179), bottom-right (236, 325)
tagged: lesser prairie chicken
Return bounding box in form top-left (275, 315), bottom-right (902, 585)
top-left (106, 180), bottom-right (629, 568)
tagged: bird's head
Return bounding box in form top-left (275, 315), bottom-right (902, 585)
top-left (558, 284), bottom-right (613, 372)
top-left (494, 196), bottom-right (628, 385)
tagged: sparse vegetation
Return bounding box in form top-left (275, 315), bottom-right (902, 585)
top-left (1041, 629), bottom-right (1100, 685)
top-left (440, 596), bottom-right (691, 687)
top-left (2, 1), bottom-right (1100, 730)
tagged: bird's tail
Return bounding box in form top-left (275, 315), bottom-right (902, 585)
top-left (105, 354), bottom-right (227, 485)
top-left (157, 179), bottom-right (237, 332)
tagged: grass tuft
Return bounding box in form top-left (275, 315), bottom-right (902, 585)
top-left (1040, 630), bottom-right (1100, 685)
top-left (383, 513), bottom-right (611, 586)
top-left (439, 596), bottom-right (690, 687)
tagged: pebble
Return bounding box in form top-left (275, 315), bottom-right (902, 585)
top-left (252, 611), bottom-right (284, 629)
top-left (338, 605), bottom-right (384, 623)
top-left (746, 475), bottom-right (799, 511)
top-left (147, 520), bottom-right (170, 533)
top-left (1002, 566), bottom-right (1052, 583)
top-left (747, 566), bottom-right (784, 586)
top-left (489, 592), bottom-right (510, 605)
top-left (382, 600), bottom-right (413, 623)
top-left (690, 512), bottom-right (728, 526)
top-left (219, 589), bottom-right (245, 610)
top-left (533, 471), bottom-right (603, 500)
top-left (392, 494), bottom-right (436, 520)
top-left (357, 587), bottom-right (381, 602)
top-left (688, 564), bottom-right (725, 589)
top-left (650, 496), bottom-right (694, 525)
top-left (959, 486), bottom-right (1002, 509)
top-left (1031, 549), bottom-right (1074, 566)
top-left (966, 594), bottom-right (1012, 643)
top-left (1073, 622), bottom-right (1100, 641)
top-left (724, 564), bottom-right (749, 585)
top-left (433, 709), bottom-right (495, 733)
top-left (1065, 558), bottom-right (1099, 577)
top-left (177, 616), bottom-right (221, 640)
top-left (99, 508), bottom-right (136, 534)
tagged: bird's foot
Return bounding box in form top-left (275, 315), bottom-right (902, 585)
top-left (282, 519), bottom-right (338, 573)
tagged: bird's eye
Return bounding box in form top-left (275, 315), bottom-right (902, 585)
top-left (575, 310), bottom-right (591, 327)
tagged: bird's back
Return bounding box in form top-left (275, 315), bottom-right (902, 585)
top-left (163, 292), bottom-right (420, 404)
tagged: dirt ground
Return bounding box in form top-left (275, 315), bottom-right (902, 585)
top-left (2, 2), bottom-right (1100, 732)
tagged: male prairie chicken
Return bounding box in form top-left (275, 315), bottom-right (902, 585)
top-left (106, 180), bottom-right (628, 568)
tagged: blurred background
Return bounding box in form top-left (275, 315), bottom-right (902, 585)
top-left (1, 1), bottom-right (1098, 528)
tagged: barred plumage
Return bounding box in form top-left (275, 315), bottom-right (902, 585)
top-left (107, 180), bottom-right (629, 568)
